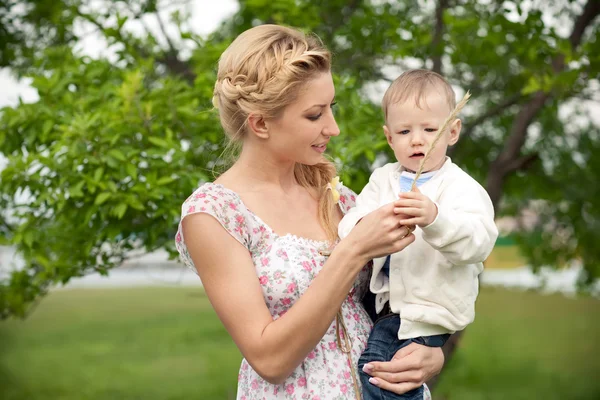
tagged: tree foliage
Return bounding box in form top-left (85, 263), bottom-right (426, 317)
top-left (0, 0), bottom-right (599, 318)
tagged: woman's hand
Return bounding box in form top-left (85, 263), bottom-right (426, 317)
top-left (361, 343), bottom-right (445, 394)
top-left (342, 202), bottom-right (415, 264)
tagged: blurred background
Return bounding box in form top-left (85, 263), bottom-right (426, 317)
top-left (1, 0), bottom-right (599, 399)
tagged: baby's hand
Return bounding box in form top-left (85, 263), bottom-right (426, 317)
top-left (394, 187), bottom-right (438, 227)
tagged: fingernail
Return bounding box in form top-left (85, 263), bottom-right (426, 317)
top-left (369, 377), bottom-right (379, 386)
top-left (362, 364), bottom-right (373, 373)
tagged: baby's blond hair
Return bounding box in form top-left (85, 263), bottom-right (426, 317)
top-left (382, 69), bottom-right (456, 121)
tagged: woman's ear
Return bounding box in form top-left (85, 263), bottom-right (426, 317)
top-left (247, 113), bottom-right (269, 139)
top-left (448, 118), bottom-right (462, 146)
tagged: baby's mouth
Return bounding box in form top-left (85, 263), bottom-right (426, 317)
top-left (410, 152), bottom-right (425, 158)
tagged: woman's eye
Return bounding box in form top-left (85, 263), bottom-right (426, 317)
top-left (307, 114), bottom-right (322, 121)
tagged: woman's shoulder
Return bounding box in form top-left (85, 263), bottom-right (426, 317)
top-left (176, 182), bottom-right (254, 257)
top-left (179, 182), bottom-right (255, 241)
top-left (181, 182), bottom-right (243, 217)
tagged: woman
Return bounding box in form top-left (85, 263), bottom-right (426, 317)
top-left (175, 24), bottom-right (445, 399)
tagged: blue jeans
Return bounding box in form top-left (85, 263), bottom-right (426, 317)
top-left (358, 313), bottom-right (449, 400)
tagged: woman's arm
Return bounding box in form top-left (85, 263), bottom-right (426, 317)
top-left (183, 202), bottom-right (414, 385)
top-left (362, 343), bottom-right (445, 394)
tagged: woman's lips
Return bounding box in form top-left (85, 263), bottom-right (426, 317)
top-left (312, 144), bottom-right (327, 153)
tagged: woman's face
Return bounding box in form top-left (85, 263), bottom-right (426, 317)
top-left (265, 72), bottom-right (340, 165)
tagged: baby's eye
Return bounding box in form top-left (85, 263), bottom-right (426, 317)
top-left (425, 128), bottom-right (437, 132)
top-left (398, 130), bottom-right (410, 135)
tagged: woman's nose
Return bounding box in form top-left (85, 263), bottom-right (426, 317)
top-left (324, 114), bottom-right (340, 137)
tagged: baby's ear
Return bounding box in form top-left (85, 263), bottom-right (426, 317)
top-left (383, 125), bottom-right (393, 145)
top-left (449, 118), bottom-right (462, 145)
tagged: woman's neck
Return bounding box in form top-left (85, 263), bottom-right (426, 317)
top-left (227, 145), bottom-right (298, 191)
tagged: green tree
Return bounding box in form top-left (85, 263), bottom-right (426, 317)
top-left (1, 0), bottom-right (598, 327)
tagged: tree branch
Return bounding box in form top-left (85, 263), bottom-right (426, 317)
top-left (155, 11), bottom-right (178, 55)
top-left (319, 0), bottom-right (360, 45)
top-left (553, 0), bottom-right (600, 72)
top-left (431, 0), bottom-right (449, 75)
top-left (504, 152), bottom-right (539, 172)
top-left (570, 0), bottom-right (600, 49)
top-left (496, 91), bottom-right (548, 169)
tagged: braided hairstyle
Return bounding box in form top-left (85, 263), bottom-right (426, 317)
top-left (212, 24), bottom-right (339, 242)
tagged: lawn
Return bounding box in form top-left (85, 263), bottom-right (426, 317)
top-left (0, 286), bottom-right (598, 400)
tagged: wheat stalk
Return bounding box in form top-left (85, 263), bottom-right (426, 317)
top-left (411, 90), bottom-right (471, 190)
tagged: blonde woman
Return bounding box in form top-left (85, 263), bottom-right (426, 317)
top-left (175, 25), bottom-right (444, 399)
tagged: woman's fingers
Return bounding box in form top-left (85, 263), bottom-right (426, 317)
top-left (364, 369), bottom-right (424, 384)
top-left (393, 231), bottom-right (415, 249)
top-left (399, 217), bottom-right (422, 226)
top-left (365, 378), bottom-right (421, 395)
top-left (363, 357), bottom-right (420, 375)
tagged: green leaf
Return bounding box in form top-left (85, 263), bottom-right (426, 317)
top-left (148, 137), bottom-right (169, 148)
top-left (107, 181), bottom-right (118, 192)
top-left (127, 196), bottom-right (145, 211)
top-left (156, 176), bottom-right (175, 186)
top-left (23, 231), bottom-right (34, 248)
top-left (70, 181), bottom-right (86, 198)
top-left (126, 163), bottom-right (138, 180)
top-left (108, 149), bottom-right (126, 162)
top-left (94, 192), bottom-right (112, 205)
top-left (112, 203), bottom-right (128, 219)
top-left (93, 167), bottom-right (104, 182)
top-left (522, 76), bottom-right (541, 95)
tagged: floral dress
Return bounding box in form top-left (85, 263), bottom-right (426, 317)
top-left (175, 182), bottom-right (432, 400)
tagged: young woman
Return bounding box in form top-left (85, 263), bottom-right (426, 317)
top-left (176, 24), bottom-right (444, 399)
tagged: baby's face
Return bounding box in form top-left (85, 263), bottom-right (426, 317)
top-left (383, 91), bottom-right (460, 173)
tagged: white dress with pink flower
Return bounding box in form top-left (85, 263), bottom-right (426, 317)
top-left (175, 182), bottom-right (432, 400)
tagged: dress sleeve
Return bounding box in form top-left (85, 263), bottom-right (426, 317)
top-left (175, 184), bottom-right (253, 273)
top-left (336, 182), bottom-right (357, 215)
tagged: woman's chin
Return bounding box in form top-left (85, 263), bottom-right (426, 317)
top-left (298, 155), bottom-right (327, 166)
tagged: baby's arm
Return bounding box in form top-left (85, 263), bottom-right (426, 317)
top-left (419, 183), bottom-right (498, 265)
top-left (396, 182), bottom-right (497, 265)
top-left (338, 168), bottom-right (385, 239)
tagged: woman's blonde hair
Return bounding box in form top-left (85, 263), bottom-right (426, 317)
top-left (212, 24), bottom-right (339, 242)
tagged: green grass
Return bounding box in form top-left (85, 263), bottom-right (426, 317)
top-left (435, 287), bottom-right (600, 400)
top-left (0, 288), bottom-right (242, 400)
top-left (1, 287), bottom-right (599, 400)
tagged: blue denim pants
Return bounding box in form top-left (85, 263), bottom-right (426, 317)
top-left (358, 313), bottom-right (449, 400)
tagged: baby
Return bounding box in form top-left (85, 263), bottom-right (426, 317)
top-left (338, 69), bottom-right (499, 400)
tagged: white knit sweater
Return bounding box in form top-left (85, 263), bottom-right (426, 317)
top-left (339, 158), bottom-right (498, 339)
